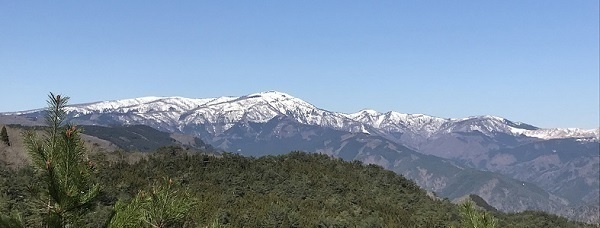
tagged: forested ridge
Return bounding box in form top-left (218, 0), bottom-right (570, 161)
top-left (0, 146), bottom-right (594, 227)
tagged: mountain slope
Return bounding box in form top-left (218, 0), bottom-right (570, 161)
top-left (98, 116), bottom-right (576, 213)
top-left (81, 125), bottom-right (215, 152)
top-left (2, 91), bottom-right (598, 221)
top-left (485, 139), bottom-right (599, 205)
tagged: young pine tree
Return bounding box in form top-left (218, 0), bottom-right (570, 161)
top-left (1, 126), bottom-right (9, 146)
top-left (0, 213), bottom-right (24, 228)
top-left (108, 179), bottom-right (195, 228)
top-left (23, 93), bottom-right (100, 227)
top-left (458, 201), bottom-right (497, 228)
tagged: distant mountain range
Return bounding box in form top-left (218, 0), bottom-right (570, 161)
top-left (8, 91), bottom-right (598, 140)
top-left (2, 91), bottom-right (598, 223)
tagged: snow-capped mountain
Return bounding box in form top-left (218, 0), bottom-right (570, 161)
top-left (175, 91), bottom-right (366, 134)
top-left (344, 109), bottom-right (447, 137)
top-left (10, 90), bottom-right (597, 141)
top-left (346, 110), bottom-right (598, 141)
top-left (517, 128), bottom-right (600, 140)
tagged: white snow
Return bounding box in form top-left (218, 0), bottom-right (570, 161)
top-left (518, 128), bottom-right (599, 140)
top-left (7, 91), bottom-right (598, 141)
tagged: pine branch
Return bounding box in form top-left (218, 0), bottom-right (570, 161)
top-left (21, 93), bottom-right (100, 227)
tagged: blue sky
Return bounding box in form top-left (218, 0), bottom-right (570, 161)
top-left (1, 1), bottom-right (598, 128)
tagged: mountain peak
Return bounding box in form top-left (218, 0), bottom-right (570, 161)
top-left (481, 115), bottom-right (506, 121)
top-left (456, 115), bottom-right (505, 122)
top-left (345, 109), bottom-right (382, 121)
top-left (245, 90), bottom-right (294, 99)
top-left (238, 91), bottom-right (316, 110)
top-left (359, 109), bottom-right (380, 115)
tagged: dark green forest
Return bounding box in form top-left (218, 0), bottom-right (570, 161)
top-left (0, 147), bottom-right (594, 227)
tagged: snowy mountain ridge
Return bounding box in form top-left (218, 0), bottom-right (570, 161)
top-left (6, 91), bottom-right (598, 141)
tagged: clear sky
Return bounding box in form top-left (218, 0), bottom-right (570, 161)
top-left (1, 1), bottom-right (598, 128)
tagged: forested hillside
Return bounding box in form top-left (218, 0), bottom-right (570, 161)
top-left (0, 147), bottom-right (593, 227)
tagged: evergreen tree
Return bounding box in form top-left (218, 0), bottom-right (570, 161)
top-left (458, 201), bottom-right (498, 228)
top-left (0, 212), bottom-right (24, 228)
top-left (108, 179), bottom-right (195, 228)
top-left (1, 126), bottom-right (9, 146)
top-left (22, 93), bottom-right (100, 227)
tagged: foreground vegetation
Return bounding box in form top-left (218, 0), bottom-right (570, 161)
top-left (1, 147), bottom-right (594, 227)
top-left (0, 93), bottom-right (595, 227)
